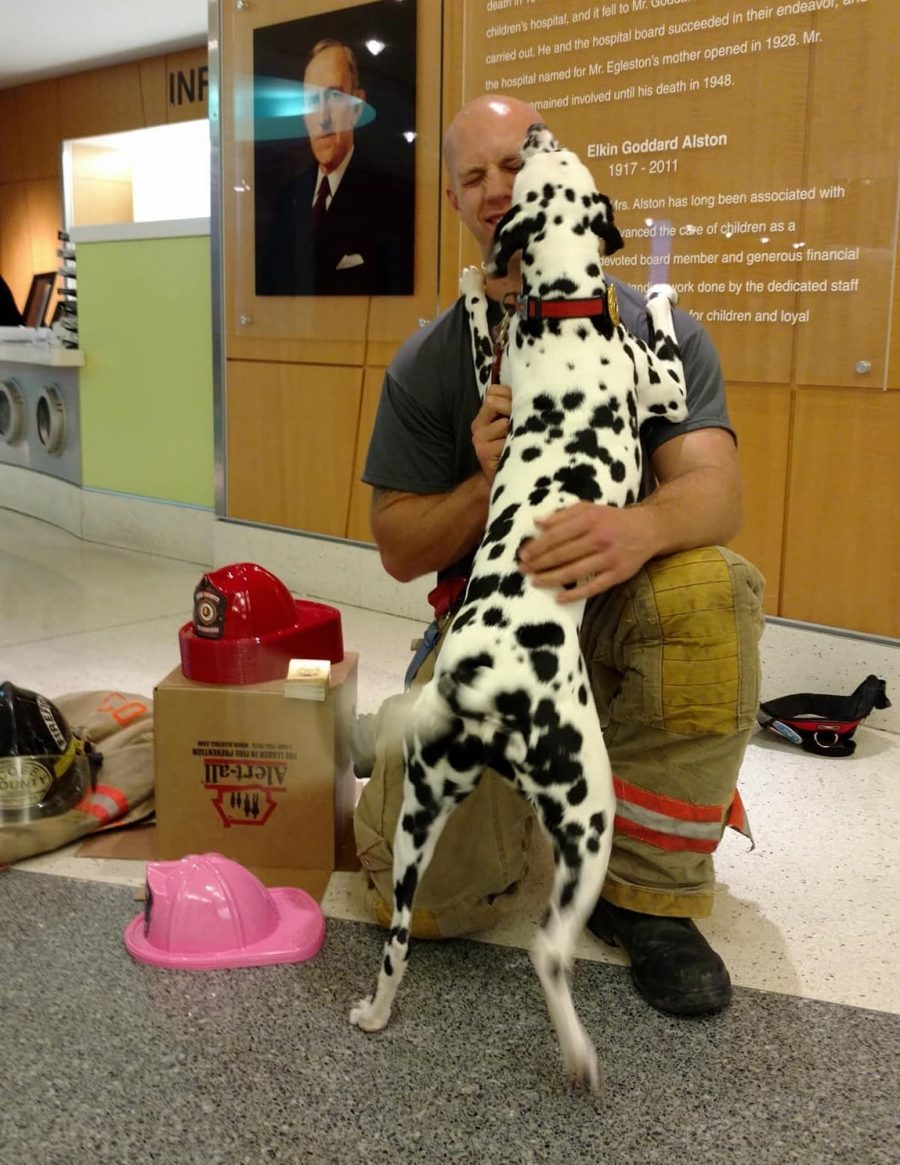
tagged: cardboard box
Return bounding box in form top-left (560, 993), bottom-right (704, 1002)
top-left (154, 654), bottom-right (358, 899)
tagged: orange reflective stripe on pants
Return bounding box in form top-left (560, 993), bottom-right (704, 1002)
top-left (74, 783), bottom-right (131, 826)
top-left (613, 777), bottom-right (752, 854)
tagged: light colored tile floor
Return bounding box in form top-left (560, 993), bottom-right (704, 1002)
top-left (3, 507), bottom-right (899, 1015)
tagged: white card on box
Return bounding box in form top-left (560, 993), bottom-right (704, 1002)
top-left (284, 658), bottom-right (331, 701)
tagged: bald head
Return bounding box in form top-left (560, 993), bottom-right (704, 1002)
top-left (444, 95), bottom-right (540, 190)
top-left (443, 95), bottom-right (543, 259)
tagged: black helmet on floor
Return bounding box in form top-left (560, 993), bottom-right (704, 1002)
top-left (0, 682), bottom-right (100, 822)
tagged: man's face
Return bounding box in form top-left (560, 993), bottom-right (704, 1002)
top-left (445, 102), bottom-right (536, 260)
top-left (303, 47), bottom-right (364, 174)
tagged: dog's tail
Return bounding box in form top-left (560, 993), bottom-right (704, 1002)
top-left (409, 656), bottom-right (495, 741)
top-left (441, 656), bottom-right (530, 741)
top-left (437, 653), bottom-right (495, 721)
top-left (407, 676), bottom-right (460, 748)
top-left (436, 674), bottom-right (483, 725)
top-left (412, 662), bottom-right (528, 769)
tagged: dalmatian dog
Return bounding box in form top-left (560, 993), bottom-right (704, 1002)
top-left (350, 124), bottom-right (687, 1091)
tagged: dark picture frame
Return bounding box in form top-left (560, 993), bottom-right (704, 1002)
top-left (22, 272), bottom-right (56, 329)
top-left (253, 0), bottom-right (417, 298)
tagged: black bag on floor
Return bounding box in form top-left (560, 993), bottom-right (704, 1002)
top-left (757, 674), bottom-right (891, 757)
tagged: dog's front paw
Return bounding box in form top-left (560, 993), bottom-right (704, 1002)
top-left (459, 265), bottom-right (485, 299)
top-left (349, 997), bottom-right (390, 1033)
top-left (564, 1039), bottom-right (601, 1095)
top-left (556, 1015), bottom-right (601, 1094)
top-left (647, 283), bottom-right (678, 307)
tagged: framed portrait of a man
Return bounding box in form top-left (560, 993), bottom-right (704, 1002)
top-left (253, 0), bottom-right (417, 297)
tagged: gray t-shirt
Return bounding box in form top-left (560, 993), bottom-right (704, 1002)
top-left (363, 279), bottom-right (733, 579)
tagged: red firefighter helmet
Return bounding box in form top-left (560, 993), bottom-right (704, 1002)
top-left (178, 563), bottom-right (343, 685)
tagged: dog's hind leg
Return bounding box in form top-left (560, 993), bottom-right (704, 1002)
top-left (349, 720), bottom-right (484, 1033)
top-left (522, 712), bottom-right (615, 1091)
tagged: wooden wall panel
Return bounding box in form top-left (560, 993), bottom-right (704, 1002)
top-left (726, 385), bottom-right (792, 616)
top-left (58, 62), bottom-right (147, 141)
top-left (438, 0), bottom-right (476, 311)
top-left (13, 81), bottom-right (61, 181)
top-left (795, 4), bottom-right (897, 387)
top-left (781, 388), bottom-right (900, 638)
top-left (227, 334), bottom-right (372, 368)
top-left (139, 59), bottom-right (168, 128)
top-left (0, 183), bottom-right (35, 307)
top-left (226, 360), bottom-right (364, 535)
top-left (345, 367), bottom-right (385, 542)
top-left (0, 90), bottom-right (24, 184)
top-left (25, 179), bottom-right (64, 275)
top-left (890, 247), bottom-right (900, 391)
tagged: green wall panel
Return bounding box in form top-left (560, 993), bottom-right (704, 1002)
top-left (77, 235), bottom-right (214, 506)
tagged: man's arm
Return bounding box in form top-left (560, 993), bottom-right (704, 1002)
top-left (518, 427), bottom-right (743, 602)
top-left (369, 384), bottom-right (512, 581)
top-left (370, 477), bottom-right (489, 581)
top-left (644, 426), bottom-right (743, 549)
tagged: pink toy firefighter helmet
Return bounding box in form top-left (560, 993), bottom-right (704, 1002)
top-left (123, 852), bottom-right (325, 970)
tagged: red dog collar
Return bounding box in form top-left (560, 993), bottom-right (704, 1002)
top-left (517, 294), bottom-right (607, 321)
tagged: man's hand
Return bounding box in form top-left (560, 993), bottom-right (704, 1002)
top-left (517, 428), bottom-right (744, 603)
top-left (472, 384), bottom-right (511, 483)
top-left (518, 502), bottom-right (660, 602)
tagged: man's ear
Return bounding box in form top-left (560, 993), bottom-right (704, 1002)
top-left (446, 184), bottom-right (460, 214)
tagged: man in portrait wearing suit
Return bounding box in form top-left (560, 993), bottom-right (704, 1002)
top-left (259, 39), bottom-right (414, 297)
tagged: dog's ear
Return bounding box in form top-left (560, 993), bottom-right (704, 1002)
top-left (591, 192), bottom-right (624, 256)
top-left (524, 123), bottom-right (558, 155)
top-left (487, 204), bottom-right (536, 277)
top-left (594, 220), bottom-right (624, 255)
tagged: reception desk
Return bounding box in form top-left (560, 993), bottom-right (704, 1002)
top-left (0, 339), bottom-right (85, 486)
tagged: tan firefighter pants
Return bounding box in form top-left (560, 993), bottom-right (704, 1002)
top-left (354, 546), bottom-right (765, 937)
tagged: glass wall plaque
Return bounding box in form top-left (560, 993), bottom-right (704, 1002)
top-left (460, 0), bottom-right (899, 388)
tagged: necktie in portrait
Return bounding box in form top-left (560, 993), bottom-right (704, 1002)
top-left (311, 177), bottom-right (330, 232)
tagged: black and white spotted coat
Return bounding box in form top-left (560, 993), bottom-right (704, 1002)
top-left (351, 124), bottom-right (687, 1092)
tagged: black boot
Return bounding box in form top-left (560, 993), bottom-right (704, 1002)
top-left (587, 899), bottom-right (732, 1016)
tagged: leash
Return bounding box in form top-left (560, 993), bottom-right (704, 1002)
top-left (490, 296), bottom-right (515, 383)
top-left (406, 576), bottom-right (470, 689)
